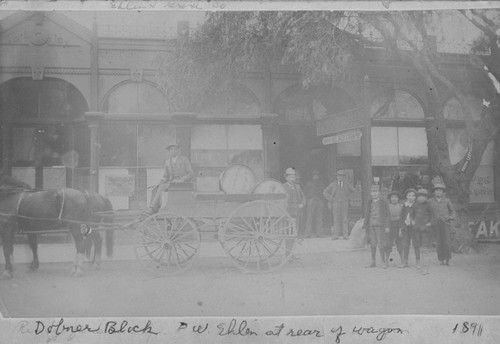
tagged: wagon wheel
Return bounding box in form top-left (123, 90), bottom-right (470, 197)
top-left (219, 200), bottom-right (297, 273)
top-left (134, 213), bottom-right (200, 275)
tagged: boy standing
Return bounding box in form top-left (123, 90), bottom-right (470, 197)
top-left (387, 191), bottom-right (403, 266)
top-left (413, 189), bottom-right (433, 270)
top-left (399, 189), bottom-right (417, 268)
top-left (363, 184), bottom-right (391, 268)
top-left (428, 183), bottom-right (455, 266)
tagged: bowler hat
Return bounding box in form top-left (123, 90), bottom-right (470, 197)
top-left (433, 183), bottom-right (446, 192)
top-left (166, 143), bottom-right (180, 150)
top-left (285, 167), bottom-right (296, 176)
top-left (416, 188), bottom-right (429, 197)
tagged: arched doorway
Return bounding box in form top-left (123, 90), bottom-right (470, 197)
top-left (0, 77), bottom-right (89, 188)
top-left (273, 84), bottom-right (357, 184)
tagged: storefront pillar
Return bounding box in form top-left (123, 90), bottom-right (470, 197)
top-left (361, 75), bottom-right (373, 211)
top-left (1, 121), bottom-right (10, 174)
top-left (85, 112), bottom-right (103, 192)
top-left (261, 114), bottom-right (280, 180)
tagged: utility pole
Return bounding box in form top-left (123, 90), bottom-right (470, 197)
top-left (361, 75), bottom-right (372, 212)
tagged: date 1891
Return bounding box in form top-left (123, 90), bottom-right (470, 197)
top-left (452, 322), bottom-right (483, 336)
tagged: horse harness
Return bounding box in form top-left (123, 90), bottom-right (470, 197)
top-left (13, 188), bottom-right (93, 237)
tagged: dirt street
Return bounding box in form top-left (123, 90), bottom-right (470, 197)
top-left (1, 244), bottom-right (499, 318)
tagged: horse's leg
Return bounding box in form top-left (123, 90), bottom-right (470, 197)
top-left (90, 231), bottom-right (102, 270)
top-left (1, 226), bottom-right (14, 279)
top-left (27, 234), bottom-right (39, 271)
top-left (70, 228), bottom-right (87, 277)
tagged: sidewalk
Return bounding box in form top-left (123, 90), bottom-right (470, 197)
top-left (7, 237), bottom-right (365, 264)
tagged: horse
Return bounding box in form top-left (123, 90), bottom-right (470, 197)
top-left (83, 191), bottom-right (114, 269)
top-left (0, 175), bottom-right (93, 278)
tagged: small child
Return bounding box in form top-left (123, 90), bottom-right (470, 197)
top-left (413, 189), bottom-right (433, 272)
top-left (428, 183), bottom-right (455, 266)
top-left (399, 189), bottom-right (417, 268)
top-left (363, 184), bottom-right (391, 268)
top-left (387, 191), bottom-right (403, 266)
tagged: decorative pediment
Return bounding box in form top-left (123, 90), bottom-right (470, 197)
top-left (0, 12), bottom-right (92, 48)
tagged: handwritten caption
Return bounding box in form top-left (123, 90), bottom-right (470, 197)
top-left (109, 0), bottom-right (226, 11)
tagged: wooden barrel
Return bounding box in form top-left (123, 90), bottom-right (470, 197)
top-left (253, 179), bottom-right (286, 194)
top-left (219, 164), bottom-right (256, 194)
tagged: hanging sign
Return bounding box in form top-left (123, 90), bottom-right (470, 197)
top-left (316, 108), bottom-right (364, 136)
top-left (322, 129), bottom-right (362, 145)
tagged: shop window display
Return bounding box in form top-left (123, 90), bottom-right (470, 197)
top-left (191, 124), bottom-right (264, 186)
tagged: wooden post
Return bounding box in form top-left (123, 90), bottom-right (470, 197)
top-left (261, 114), bottom-right (280, 180)
top-left (90, 14), bottom-right (99, 111)
top-left (85, 112), bottom-right (103, 192)
top-left (361, 75), bottom-right (372, 212)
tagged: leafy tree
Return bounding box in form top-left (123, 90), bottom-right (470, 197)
top-left (156, 10), bottom-right (500, 251)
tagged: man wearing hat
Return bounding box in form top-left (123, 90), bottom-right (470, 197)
top-left (144, 142), bottom-right (194, 216)
top-left (283, 168), bottom-right (306, 237)
top-left (428, 183), bottom-right (455, 266)
top-left (323, 170), bottom-right (355, 240)
top-left (413, 188), bottom-right (433, 271)
top-left (391, 167), bottom-right (418, 196)
top-left (304, 170), bottom-right (326, 238)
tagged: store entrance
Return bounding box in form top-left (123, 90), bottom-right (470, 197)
top-left (278, 123), bottom-right (327, 185)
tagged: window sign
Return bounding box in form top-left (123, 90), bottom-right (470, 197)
top-left (470, 165), bottom-right (494, 203)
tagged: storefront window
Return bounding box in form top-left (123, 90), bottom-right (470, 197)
top-left (444, 96), bottom-right (482, 120)
top-left (191, 124), bottom-right (264, 180)
top-left (103, 82), bottom-right (168, 113)
top-left (398, 127), bottom-right (428, 165)
top-left (100, 123), bottom-right (137, 167)
top-left (372, 127), bottom-right (428, 166)
top-left (371, 127), bottom-right (398, 165)
top-left (137, 125), bottom-right (176, 167)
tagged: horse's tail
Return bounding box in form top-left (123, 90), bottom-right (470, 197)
top-left (103, 196), bottom-right (114, 259)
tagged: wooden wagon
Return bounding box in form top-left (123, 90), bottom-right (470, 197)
top-left (132, 164), bottom-right (297, 274)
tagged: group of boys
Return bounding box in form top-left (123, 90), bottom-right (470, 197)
top-left (363, 183), bottom-right (455, 272)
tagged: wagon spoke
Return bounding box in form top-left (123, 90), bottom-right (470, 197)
top-left (239, 216), bottom-right (256, 232)
top-left (136, 245), bottom-right (162, 260)
top-left (170, 229), bottom-right (196, 242)
top-left (226, 237), bottom-right (247, 255)
top-left (170, 245), bottom-right (183, 270)
top-left (176, 243), bottom-right (195, 261)
top-left (226, 222), bottom-right (255, 235)
top-left (167, 217), bottom-right (186, 240)
top-left (234, 238), bottom-right (251, 261)
top-left (224, 233), bottom-right (253, 240)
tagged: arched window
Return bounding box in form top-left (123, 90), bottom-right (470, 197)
top-left (103, 82), bottom-right (168, 113)
top-left (0, 77), bottom-right (88, 118)
top-left (371, 90), bottom-right (425, 119)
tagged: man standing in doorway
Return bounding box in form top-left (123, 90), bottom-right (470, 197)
top-left (323, 170), bottom-right (355, 240)
top-left (143, 142), bottom-right (194, 217)
top-left (305, 170), bottom-right (325, 238)
top-left (282, 167), bottom-right (306, 239)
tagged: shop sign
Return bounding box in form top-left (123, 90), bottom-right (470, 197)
top-left (105, 174), bottom-right (135, 197)
top-left (322, 129), bottom-right (362, 145)
top-left (316, 108), bottom-right (364, 136)
top-left (469, 219), bottom-right (500, 242)
top-left (469, 165), bottom-right (494, 204)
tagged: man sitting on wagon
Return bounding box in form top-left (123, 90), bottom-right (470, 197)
top-left (140, 142), bottom-right (194, 219)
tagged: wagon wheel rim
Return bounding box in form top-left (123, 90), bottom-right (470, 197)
top-left (134, 213), bottom-right (200, 275)
top-left (219, 200), bottom-right (296, 273)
